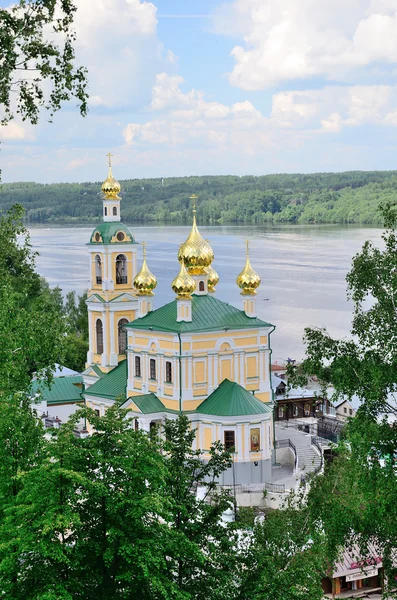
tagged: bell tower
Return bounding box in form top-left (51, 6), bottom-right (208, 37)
top-left (85, 155), bottom-right (140, 376)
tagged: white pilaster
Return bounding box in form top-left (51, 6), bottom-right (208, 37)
top-left (234, 353), bottom-right (239, 383)
top-left (87, 311), bottom-right (94, 363)
top-left (213, 354), bottom-right (219, 389)
top-left (243, 295), bottom-right (257, 318)
top-left (109, 311), bottom-right (118, 366)
top-left (208, 354), bottom-right (213, 392)
top-left (177, 298), bottom-right (192, 322)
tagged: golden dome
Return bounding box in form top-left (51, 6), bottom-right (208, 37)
top-left (178, 195), bottom-right (214, 275)
top-left (172, 261), bottom-right (196, 298)
top-left (101, 152), bottom-right (121, 199)
top-left (133, 243), bottom-right (157, 296)
top-left (205, 264), bottom-right (219, 293)
top-left (236, 240), bottom-right (261, 295)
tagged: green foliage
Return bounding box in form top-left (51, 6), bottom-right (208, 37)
top-left (292, 203), bottom-right (397, 411)
top-left (291, 203), bottom-right (397, 595)
top-left (234, 506), bottom-right (256, 529)
top-left (1, 170), bottom-right (397, 224)
top-left (0, 411), bottom-right (240, 599)
top-left (238, 495), bottom-right (327, 600)
top-left (0, 0), bottom-right (88, 125)
top-left (160, 415), bottom-right (237, 599)
top-left (0, 205), bottom-right (88, 390)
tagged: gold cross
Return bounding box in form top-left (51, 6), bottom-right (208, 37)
top-left (106, 152), bottom-right (113, 168)
top-left (190, 194), bottom-right (198, 214)
top-left (142, 241), bottom-right (146, 259)
top-left (246, 239), bottom-right (250, 257)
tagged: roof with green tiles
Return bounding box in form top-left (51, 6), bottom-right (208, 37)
top-left (84, 359), bottom-right (127, 400)
top-left (92, 364), bottom-right (105, 378)
top-left (122, 393), bottom-right (174, 414)
top-left (31, 375), bottom-right (84, 405)
top-left (88, 222), bottom-right (137, 245)
top-left (195, 379), bottom-right (273, 416)
top-left (125, 294), bottom-right (273, 333)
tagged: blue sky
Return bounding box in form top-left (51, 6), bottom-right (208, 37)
top-left (2, 0), bottom-right (397, 182)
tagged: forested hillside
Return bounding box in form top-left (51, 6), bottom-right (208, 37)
top-left (1, 170), bottom-right (397, 224)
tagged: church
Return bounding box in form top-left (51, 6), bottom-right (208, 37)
top-left (82, 158), bottom-right (275, 484)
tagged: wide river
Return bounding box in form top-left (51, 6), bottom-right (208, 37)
top-left (28, 223), bottom-right (384, 363)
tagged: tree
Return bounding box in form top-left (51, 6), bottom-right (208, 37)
top-left (0, 403), bottom-right (168, 599)
top-left (0, 0), bottom-right (88, 125)
top-left (290, 203), bottom-right (397, 594)
top-left (292, 203), bottom-right (397, 411)
top-left (237, 495), bottom-right (327, 600)
top-left (159, 415), bottom-right (237, 600)
top-left (0, 205), bottom-right (66, 394)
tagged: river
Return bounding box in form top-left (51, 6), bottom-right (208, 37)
top-left (28, 223), bottom-right (384, 363)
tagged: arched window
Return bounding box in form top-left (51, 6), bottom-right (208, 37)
top-left (113, 206), bottom-right (117, 216)
top-left (104, 207), bottom-right (108, 216)
top-left (116, 254), bottom-right (127, 284)
top-left (95, 254), bottom-right (102, 285)
top-left (96, 319), bottom-right (103, 354)
top-left (199, 281), bottom-right (205, 292)
top-left (118, 318), bottom-right (128, 354)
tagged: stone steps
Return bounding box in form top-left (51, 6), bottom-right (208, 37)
top-left (296, 445), bottom-right (322, 474)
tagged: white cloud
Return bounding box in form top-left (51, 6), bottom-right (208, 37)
top-left (0, 122), bottom-right (31, 141)
top-left (214, 0), bottom-right (397, 89)
top-left (123, 73), bottom-right (269, 152)
top-left (271, 85), bottom-right (397, 132)
top-left (71, 0), bottom-right (163, 109)
top-left (123, 76), bottom-right (397, 166)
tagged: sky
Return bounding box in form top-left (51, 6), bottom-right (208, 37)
top-left (2, 0), bottom-right (397, 182)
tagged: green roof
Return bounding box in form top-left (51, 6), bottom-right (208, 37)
top-left (122, 393), bottom-right (170, 414)
top-left (196, 379), bottom-right (273, 416)
top-left (31, 375), bottom-right (83, 405)
top-left (85, 359), bottom-right (127, 400)
top-left (88, 222), bottom-right (137, 245)
top-left (126, 294), bottom-right (273, 333)
top-left (92, 364), bottom-right (105, 378)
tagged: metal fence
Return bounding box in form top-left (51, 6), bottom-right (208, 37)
top-left (311, 436), bottom-right (324, 475)
top-left (218, 482), bottom-right (286, 494)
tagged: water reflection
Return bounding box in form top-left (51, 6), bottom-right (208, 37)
top-left (28, 224), bottom-right (383, 363)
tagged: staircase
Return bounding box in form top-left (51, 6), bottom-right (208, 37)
top-left (296, 445), bottom-right (322, 474)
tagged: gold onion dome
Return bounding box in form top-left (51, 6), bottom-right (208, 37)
top-left (178, 195), bottom-right (214, 275)
top-left (101, 152), bottom-right (121, 199)
top-left (172, 261), bottom-right (196, 298)
top-left (236, 241), bottom-right (261, 295)
top-left (133, 243), bottom-right (157, 296)
top-left (205, 264), bottom-right (219, 292)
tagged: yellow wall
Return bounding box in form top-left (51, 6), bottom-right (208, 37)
top-left (203, 427), bottom-right (212, 450)
top-left (127, 326), bottom-right (272, 405)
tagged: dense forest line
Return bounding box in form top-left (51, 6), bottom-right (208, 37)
top-left (1, 170), bottom-right (397, 224)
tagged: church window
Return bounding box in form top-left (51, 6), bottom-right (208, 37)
top-left (224, 431), bottom-right (235, 451)
top-left (116, 231), bottom-right (125, 241)
top-left (135, 356), bottom-right (141, 377)
top-left (95, 255), bottom-right (102, 284)
top-left (113, 206), bottom-right (117, 216)
top-left (199, 281), bottom-right (205, 292)
top-left (104, 207), bottom-right (108, 216)
top-left (118, 319), bottom-right (128, 354)
top-left (96, 319), bottom-right (103, 354)
top-left (165, 361), bottom-right (172, 384)
top-left (116, 254), bottom-right (127, 284)
top-left (150, 358), bottom-right (156, 380)
top-left (95, 232), bottom-right (101, 242)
